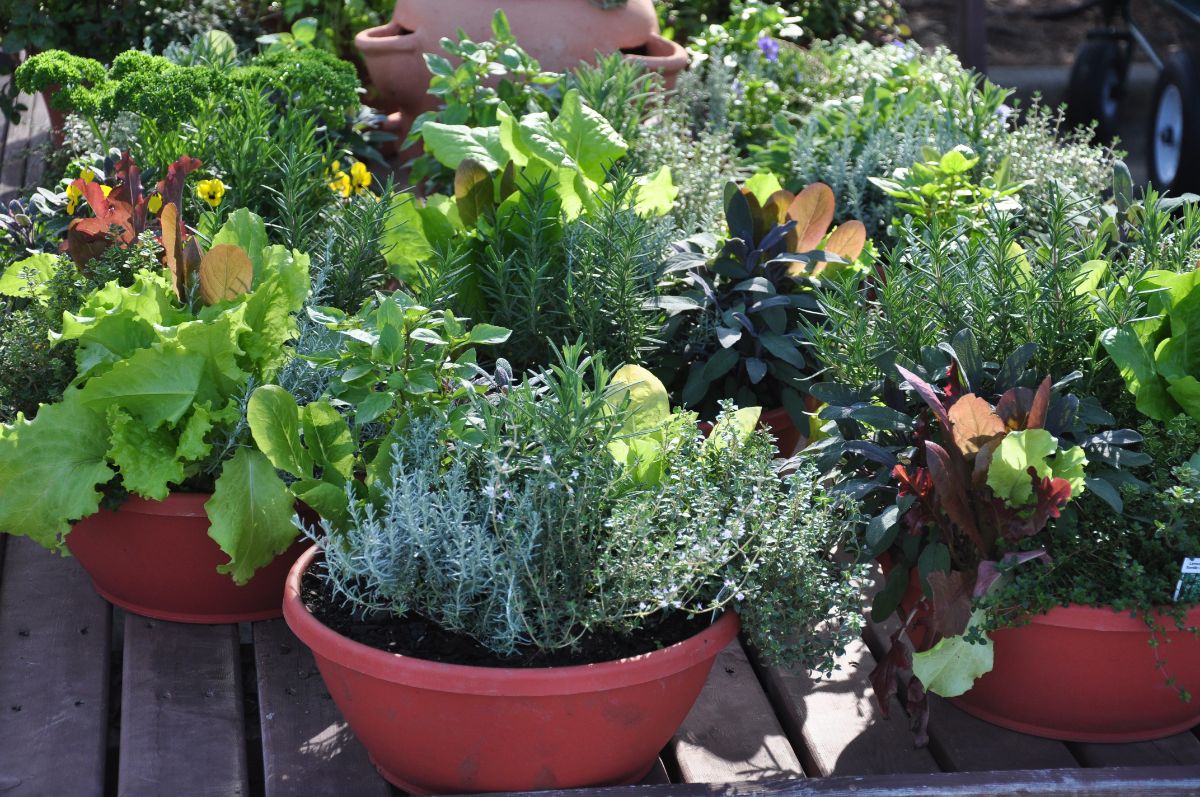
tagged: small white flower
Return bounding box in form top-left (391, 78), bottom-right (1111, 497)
top-left (542, 453), bottom-right (553, 466)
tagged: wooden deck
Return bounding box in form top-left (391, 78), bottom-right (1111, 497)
top-left (1, 534), bottom-right (1199, 796)
top-left (0, 80), bottom-right (51, 206)
top-left (2, 61), bottom-right (1200, 797)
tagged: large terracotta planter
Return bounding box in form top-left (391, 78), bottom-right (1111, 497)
top-left (356, 0), bottom-right (688, 143)
top-left (950, 604), bottom-right (1200, 742)
top-left (66, 493), bottom-right (305, 624)
top-left (284, 545), bottom-right (738, 793)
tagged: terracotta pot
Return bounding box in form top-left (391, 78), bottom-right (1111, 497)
top-left (950, 604), bottom-right (1200, 742)
top-left (284, 545), bottom-right (738, 793)
top-left (355, 0), bottom-right (688, 143)
top-left (66, 493), bottom-right (305, 624)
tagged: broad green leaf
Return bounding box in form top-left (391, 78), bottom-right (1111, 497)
top-left (1050, 445), bottom-right (1088, 497)
top-left (938, 145), bottom-right (979, 175)
top-left (608, 364), bottom-right (671, 433)
top-left (467, 323), bottom-right (512, 346)
top-left (1074, 259), bottom-right (1109, 299)
top-left (172, 310), bottom-right (249, 406)
top-left (743, 172), bottom-right (784, 206)
top-left (211, 208), bottom-right (268, 279)
top-left (1101, 325), bottom-right (1176, 421)
top-left (0, 253), bottom-right (58, 300)
top-left (248, 385), bottom-right (313, 479)
top-left (291, 478), bottom-right (348, 528)
top-left (205, 448), bottom-right (299, 585)
top-left (261, 246), bottom-right (310, 310)
top-left (302, 400), bottom-right (355, 480)
top-left (105, 406), bottom-right (184, 500)
top-left (239, 278), bottom-right (301, 378)
top-left (0, 394), bottom-right (114, 548)
top-left (1167, 375), bottom-right (1200, 420)
top-left (177, 402), bottom-right (218, 461)
top-left (80, 346), bottom-right (205, 428)
top-left (381, 195), bottom-right (443, 282)
top-left (551, 89), bottom-right (627, 185)
top-left (912, 610), bottom-right (994, 697)
top-left (421, 123), bottom-right (507, 172)
top-left (634, 166), bottom-right (677, 217)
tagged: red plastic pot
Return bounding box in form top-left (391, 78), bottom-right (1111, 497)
top-left (950, 604), bottom-right (1200, 742)
top-left (66, 493), bottom-right (305, 624)
top-left (284, 545), bottom-right (739, 794)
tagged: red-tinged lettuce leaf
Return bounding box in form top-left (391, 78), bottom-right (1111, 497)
top-left (975, 549), bottom-right (1049, 598)
top-left (1018, 471), bottom-right (1072, 539)
top-left (896, 364), bottom-right (952, 433)
top-left (155, 155), bottom-right (203, 215)
top-left (112, 151), bottom-right (144, 230)
top-left (925, 440), bottom-right (986, 552)
top-left (995, 377), bottom-right (1051, 431)
top-left (926, 570), bottom-right (974, 638)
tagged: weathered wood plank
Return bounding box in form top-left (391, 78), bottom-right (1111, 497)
top-left (252, 619), bottom-right (392, 797)
top-left (1071, 732), bottom-right (1200, 768)
top-left (119, 617), bottom-right (248, 797)
top-left (20, 90), bottom-right (49, 191)
top-left (0, 537), bottom-right (111, 797)
top-left (861, 622), bottom-right (1077, 772)
top-left (472, 765), bottom-right (1200, 797)
top-left (755, 639), bottom-right (940, 777)
top-left (670, 640), bottom-right (803, 783)
top-left (0, 90), bottom-right (34, 202)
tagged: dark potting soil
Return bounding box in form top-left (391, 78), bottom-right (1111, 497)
top-left (302, 570), bottom-right (714, 668)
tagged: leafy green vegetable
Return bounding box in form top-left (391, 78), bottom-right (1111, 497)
top-left (911, 610), bottom-right (994, 698)
top-left (0, 210), bottom-right (311, 582)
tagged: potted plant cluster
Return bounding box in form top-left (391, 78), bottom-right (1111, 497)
top-left (3, 0), bottom-right (1198, 786)
top-left (264, 339), bottom-right (865, 792)
top-left (0, 174), bottom-right (315, 622)
top-left (800, 166), bottom-right (1200, 743)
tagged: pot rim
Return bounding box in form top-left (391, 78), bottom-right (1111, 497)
top-left (104, 491), bottom-right (211, 517)
top-left (1019, 602), bottom-right (1200, 632)
top-left (355, 22), bottom-right (420, 54)
top-left (284, 545), bottom-right (740, 695)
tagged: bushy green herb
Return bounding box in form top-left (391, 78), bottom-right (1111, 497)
top-left (314, 346), bottom-right (867, 669)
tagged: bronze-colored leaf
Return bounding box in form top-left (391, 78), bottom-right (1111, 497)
top-left (811, 219), bottom-right (867, 276)
top-left (182, 237), bottom-right (204, 297)
top-left (947, 393), bottom-right (1004, 456)
top-left (160, 202), bottom-right (183, 299)
top-left (762, 189), bottom-right (793, 228)
top-left (926, 571), bottom-right (974, 638)
top-left (786, 182), bottom-right (835, 252)
top-left (199, 243), bottom-right (254, 305)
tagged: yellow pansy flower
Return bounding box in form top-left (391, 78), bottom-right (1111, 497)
top-left (101, 185), bottom-right (112, 198)
top-left (328, 170), bottom-right (351, 198)
top-left (80, 167), bottom-right (96, 183)
top-left (147, 194), bottom-right (163, 214)
top-left (197, 178), bottom-right (226, 208)
top-left (349, 161), bottom-right (372, 194)
top-left (66, 182), bottom-right (82, 215)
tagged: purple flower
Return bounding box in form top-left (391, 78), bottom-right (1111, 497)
top-left (996, 103), bottom-right (1013, 124)
top-left (757, 36), bottom-right (779, 63)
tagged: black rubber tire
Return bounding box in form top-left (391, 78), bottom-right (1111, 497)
top-left (1065, 38), bottom-right (1127, 142)
top-left (1147, 50), bottom-right (1200, 195)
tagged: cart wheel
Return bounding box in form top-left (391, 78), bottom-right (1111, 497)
top-left (1148, 50), bottom-right (1200, 194)
top-left (1066, 38), bottom-right (1127, 142)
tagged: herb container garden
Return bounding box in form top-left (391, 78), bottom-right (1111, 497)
top-left (66, 494), bottom-right (305, 624)
top-left (284, 545), bottom-right (739, 793)
top-left (355, 0), bottom-right (686, 141)
top-left (950, 604), bottom-right (1200, 742)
